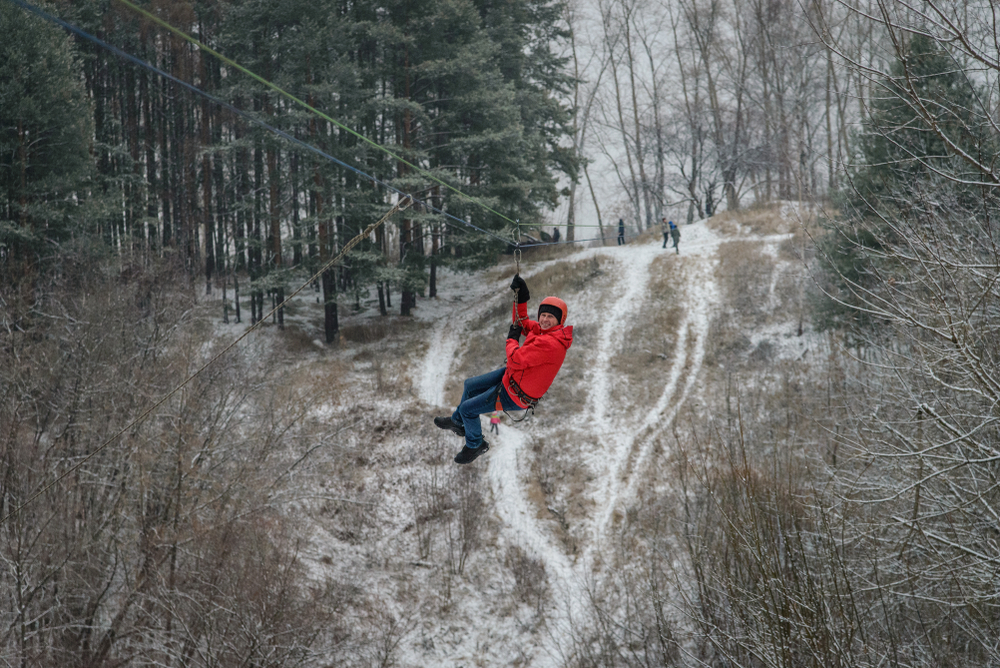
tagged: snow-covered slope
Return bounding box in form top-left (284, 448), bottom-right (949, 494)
top-left (282, 212), bottom-right (819, 667)
top-left (417, 223), bottom-right (720, 665)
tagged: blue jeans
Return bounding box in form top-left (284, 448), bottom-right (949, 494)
top-left (451, 368), bottom-right (520, 449)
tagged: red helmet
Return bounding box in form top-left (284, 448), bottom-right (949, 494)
top-left (538, 296), bottom-right (568, 326)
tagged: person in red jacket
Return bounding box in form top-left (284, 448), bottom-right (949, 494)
top-left (434, 274), bottom-right (574, 464)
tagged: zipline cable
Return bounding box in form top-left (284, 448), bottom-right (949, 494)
top-left (0, 197), bottom-right (412, 526)
top-left (11, 0), bottom-right (629, 256)
top-left (109, 0), bottom-right (519, 229)
top-left (3, 0), bottom-right (636, 525)
top-left (13, 0), bottom-right (594, 253)
top-left (7, 0), bottom-right (513, 249)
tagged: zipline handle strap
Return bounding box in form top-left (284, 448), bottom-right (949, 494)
top-left (511, 248), bottom-right (527, 328)
top-left (511, 220), bottom-right (525, 328)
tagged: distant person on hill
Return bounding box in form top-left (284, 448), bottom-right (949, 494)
top-left (669, 220), bottom-right (680, 254)
top-left (552, 227), bottom-right (560, 243)
top-left (617, 218), bottom-right (625, 245)
top-left (661, 217), bottom-right (670, 248)
top-left (489, 411), bottom-right (501, 434)
top-left (434, 275), bottom-right (573, 464)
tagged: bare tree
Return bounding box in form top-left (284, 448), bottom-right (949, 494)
top-left (598, 0), bottom-right (646, 231)
top-left (566, 0), bottom-right (611, 243)
top-left (0, 261), bottom-right (338, 667)
top-left (813, 1), bottom-right (1000, 661)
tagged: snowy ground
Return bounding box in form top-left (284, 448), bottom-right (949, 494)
top-left (403, 221), bottom-right (735, 666)
top-left (217, 210), bottom-right (820, 667)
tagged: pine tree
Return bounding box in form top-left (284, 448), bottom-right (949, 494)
top-left (818, 34), bottom-right (998, 332)
top-left (0, 2), bottom-right (93, 282)
top-left (852, 34), bottom-right (988, 206)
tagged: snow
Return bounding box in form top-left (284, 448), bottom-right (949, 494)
top-left (247, 210), bottom-right (823, 667)
top-left (393, 221), bottom-right (731, 666)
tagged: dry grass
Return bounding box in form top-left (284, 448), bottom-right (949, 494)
top-left (530, 427), bottom-right (595, 556)
top-left (705, 203), bottom-right (824, 237)
top-left (608, 255), bottom-right (685, 410)
top-left (777, 231), bottom-right (817, 263)
top-left (449, 315), bottom-right (508, 407)
top-left (627, 226), bottom-right (663, 245)
top-left (702, 240), bottom-right (779, 368)
top-left (480, 241), bottom-right (581, 286)
top-left (279, 323), bottom-right (325, 353)
top-left (702, 234), bottom-right (813, 373)
top-left (484, 262), bottom-right (519, 287)
top-left (341, 319), bottom-right (393, 343)
top-left (530, 255), bottom-right (606, 298)
top-left (517, 240), bottom-right (578, 264)
top-left (716, 241), bottom-right (773, 322)
top-left (703, 315), bottom-right (753, 368)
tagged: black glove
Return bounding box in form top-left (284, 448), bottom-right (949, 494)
top-left (510, 274), bottom-right (530, 304)
top-left (507, 323), bottom-right (523, 341)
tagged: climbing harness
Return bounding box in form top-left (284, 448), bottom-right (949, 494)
top-left (494, 379), bottom-right (539, 423)
top-left (507, 376), bottom-right (540, 410)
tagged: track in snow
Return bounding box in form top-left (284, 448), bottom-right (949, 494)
top-left (413, 227), bottom-right (723, 667)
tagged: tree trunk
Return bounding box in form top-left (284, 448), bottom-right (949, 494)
top-left (623, 0), bottom-right (652, 231)
top-left (142, 68), bottom-right (158, 254)
top-left (603, 1), bottom-right (642, 228)
top-left (429, 220), bottom-right (438, 298)
top-left (314, 165), bottom-right (338, 343)
top-left (584, 161), bottom-right (606, 245)
top-left (400, 217), bottom-right (413, 316)
top-left (160, 75), bottom-right (172, 250)
top-left (200, 51), bottom-right (214, 294)
top-left (266, 108), bottom-right (283, 328)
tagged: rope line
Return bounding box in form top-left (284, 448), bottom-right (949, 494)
top-left (5, 0), bottom-right (632, 525)
top-left (0, 198), bottom-right (411, 526)
top-left (8, 0), bottom-right (513, 249)
top-left (518, 236), bottom-right (608, 248)
top-left (12, 0), bottom-right (618, 256)
top-left (110, 0), bottom-right (519, 228)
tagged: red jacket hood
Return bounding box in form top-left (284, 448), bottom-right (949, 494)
top-left (544, 324), bottom-right (573, 348)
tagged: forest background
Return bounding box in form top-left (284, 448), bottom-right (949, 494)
top-left (4, 0), bottom-right (1000, 665)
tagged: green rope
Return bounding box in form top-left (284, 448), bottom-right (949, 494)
top-left (113, 0), bottom-right (518, 227)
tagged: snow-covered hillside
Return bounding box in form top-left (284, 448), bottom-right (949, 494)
top-left (241, 208), bottom-right (822, 667)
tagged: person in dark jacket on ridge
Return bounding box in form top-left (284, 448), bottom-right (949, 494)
top-left (617, 218), bottom-right (626, 245)
top-left (669, 220), bottom-right (681, 254)
top-left (434, 275), bottom-right (573, 464)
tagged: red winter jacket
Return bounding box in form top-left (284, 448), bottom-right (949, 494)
top-left (503, 302), bottom-right (574, 408)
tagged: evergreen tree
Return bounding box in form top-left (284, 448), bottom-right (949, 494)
top-left (0, 2), bottom-right (93, 281)
top-left (852, 34), bottom-right (989, 206)
top-left (3, 0), bottom-right (578, 330)
top-left (817, 34), bottom-right (997, 332)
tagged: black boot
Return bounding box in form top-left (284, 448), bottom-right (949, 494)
top-left (454, 440), bottom-right (490, 464)
top-left (434, 416), bottom-right (466, 437)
